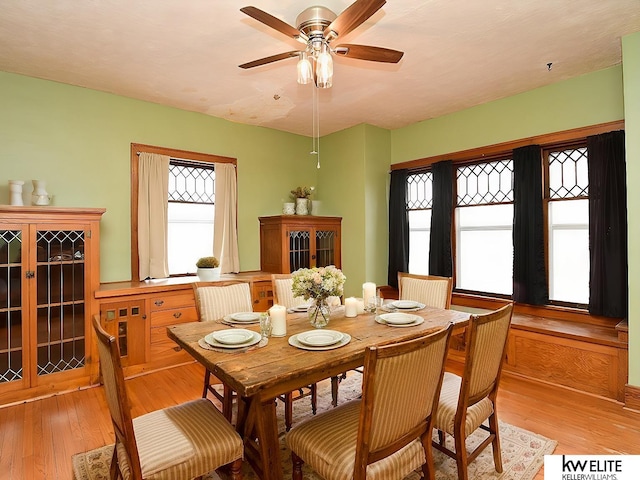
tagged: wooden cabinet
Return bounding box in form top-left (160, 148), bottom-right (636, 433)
top-left (148, 291), bottom-right (197, 367)
top-left (259, 215), bottom-right (342, 273)
top-left (0, 206), bottom-right (105, 405)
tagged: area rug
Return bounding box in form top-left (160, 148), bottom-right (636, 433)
top-left (72, 375), bottom-right (556, 480)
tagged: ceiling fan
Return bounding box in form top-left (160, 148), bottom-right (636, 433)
top-left (238, 0), bottom-right (404, 88)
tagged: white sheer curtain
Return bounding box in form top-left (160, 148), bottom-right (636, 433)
top-left (213, 163), bottom-right (240, 273)
top-left (138, 152), bottom-right (170, 279)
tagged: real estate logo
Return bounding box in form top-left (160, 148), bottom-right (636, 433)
top-left (544, 455), bottom-right (640, 479)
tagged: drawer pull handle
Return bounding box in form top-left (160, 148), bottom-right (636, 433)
top-left (173, 312), bottom-right (182, 319)
top-left (155, 300), bottom-right (164, 307)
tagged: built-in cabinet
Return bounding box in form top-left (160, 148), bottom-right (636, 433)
top-left (259, 215), bottom-right (342, 273)
top-left (0, 206), bottom-right (105, 404)
top-left (95, 272), bottom-right (273, 378)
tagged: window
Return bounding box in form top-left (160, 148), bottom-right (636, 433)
top-left (130, 143), bottom-right (236, 282)
top-left (406, 172), bottom-right (432, 275)
top-left (546, 145), bottom-right (589, 305)
top-left (167, 161), bottom-right (215, 276)
top-left (455, 159), bottom-right (514, 295)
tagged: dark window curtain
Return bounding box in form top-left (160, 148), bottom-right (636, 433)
top-left (429, 160), bottom-right (453, 277)
top-left (588, 130), bottom-right (627, 318)
top-left (387, 169), bottom-right (409, 288)
top-left (512, 145), bottom-right (548, 305)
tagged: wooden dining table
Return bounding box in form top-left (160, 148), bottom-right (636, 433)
top-left (167, 304), bottom-right (470, 480)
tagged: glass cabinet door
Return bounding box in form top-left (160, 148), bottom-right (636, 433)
top-left (288, 230), bottom-right (311, 272)
top-left (0, 229), bottom-right (24, 387)
top-left (315, 230), bottom-right (336, 267)
top-left (35, 229), bottom-right (86, 377)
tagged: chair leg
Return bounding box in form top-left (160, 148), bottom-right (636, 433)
top-left (202, 370), bottom-right (211, 399)
top-left (331, 376), bottom-right (339, 407)
top-left (310, 383), bottom-right (317, 415)
top-left (421, 432), bottom-right (435, 480)
top-left (284, 392), bottom-right (293, 432)
top-left (453, 425), bottom-right (469, 480)
top-left (489, 413), bottom-right (503, 473)
top-left (222, 385), bottom-right (234, 423)
top-left (109, 443), bottom-right (120, 480)
top-left (291, 451), bottom-right (304, 480)
top-left (228, 457), bottom-right (243, 480)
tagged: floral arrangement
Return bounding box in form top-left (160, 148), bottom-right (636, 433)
top-left (290, 186), bottom-right (314, 199)
top-left (196, 256), bottom-right (220, 268)
top-left (291, 265), bottom-right (346, 301)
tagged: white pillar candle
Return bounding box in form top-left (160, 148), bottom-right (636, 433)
top-left (269, 304), bottom-right (287, 337)
top-left (356, 298), bottom-right (365, 314)
top-left (345, 297), bottom-right (358, 317)
top-left (362, 282), bottom-right (376, 309)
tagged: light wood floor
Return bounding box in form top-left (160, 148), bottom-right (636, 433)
top-left (1, 362), bottom-right (639, 480)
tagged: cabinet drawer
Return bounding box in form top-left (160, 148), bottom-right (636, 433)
top-left (149, 292), bottom-right (195, 312)
top-left (150, 307), bottom-right (197, 327)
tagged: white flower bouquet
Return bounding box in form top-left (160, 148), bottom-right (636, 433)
top-left (291, 265), bottom-right (346, 301)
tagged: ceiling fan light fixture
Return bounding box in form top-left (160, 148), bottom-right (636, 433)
top-left (315, 43), bottom-right (333, 89)
top-left (297, 52), bottom-right (313, 84)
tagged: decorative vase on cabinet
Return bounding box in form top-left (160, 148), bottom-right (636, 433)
top-left (295, 197), bottom-right (309, 215)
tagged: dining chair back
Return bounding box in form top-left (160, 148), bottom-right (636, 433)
top-left (398, 272), bottom-right (453, 309)
top-left (432, 303), bottom-right (514, 480)
top-left (286, 323), bottom-right (454, 480)
top-left (193, 280), bottom-right (254, 422)
top-left (93, 316), bottom-right (244, 480)
top-left (272, 274), bottom-right (308, 308)
top-left (193, 280), bottom-right (253, 322)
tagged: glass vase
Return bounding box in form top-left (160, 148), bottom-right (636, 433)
top-left (308, 298), bottom-right (331, 328)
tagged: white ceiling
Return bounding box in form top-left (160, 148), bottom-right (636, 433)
top-left (1, 1), bottom-right (639, 137)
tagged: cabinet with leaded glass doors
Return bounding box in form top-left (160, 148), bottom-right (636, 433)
top-left (259, 215), bottom-right (341, 273)
top-left (0, 206), bottom-right (104, 404)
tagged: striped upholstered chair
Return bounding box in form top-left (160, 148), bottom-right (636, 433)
top-left (93, 316), bottom-right (244, 480)
top-left (286, 324), bottom-right (454, 480)
top-left (432, 303), bottom-right (514, 480)
top-left (398, 272), bottom-right (453, 309)
top-left (193, 281), bottom-right (254, 421)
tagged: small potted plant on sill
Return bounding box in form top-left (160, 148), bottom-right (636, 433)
top-left (196, 256), bottom-right (221, 281)
top-left (290, 186), bottom-right (314, 215)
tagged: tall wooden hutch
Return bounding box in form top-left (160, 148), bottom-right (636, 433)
top-left (0, 206), bottom-right (105, 404)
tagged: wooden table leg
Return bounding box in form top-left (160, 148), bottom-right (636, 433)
top-left (238, 395), bottom-right (283, 480)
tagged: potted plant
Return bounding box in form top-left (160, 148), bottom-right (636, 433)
top-left (290, 186), bottom-right (314, 215)
top-left (196, 256), bottom-right (221, 281)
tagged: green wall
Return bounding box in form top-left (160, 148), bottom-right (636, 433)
top-left (623, 32), bottom-right (640, 386)
top-left (391, 66), bottom-right (624, 162)
top-left (0, 71), bottom-right (317, 282)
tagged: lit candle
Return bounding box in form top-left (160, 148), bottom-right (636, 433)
top-left (345, 297), bottom-right (358, 317)
top-left (362, 282), bottom-right (376, 310)
top-left (270, 304), bottom-right (287, 337)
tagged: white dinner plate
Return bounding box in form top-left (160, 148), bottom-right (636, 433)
top-left (290, 304), bottom-right (311, 312)
top-left (204, 330), bottom-right (261, 349)
top-left (391, 300), bottom-right (423, 309)
top-left (230, 312), bottom-right (260, 322)
top-left (211, 328), bottom-right (255, 345)
top-left (288, 333), bottom-right (351, 351)
top-left (376, 313), bottom-right (424, 327)
top-left (296, 329), bottom-right (344, 347)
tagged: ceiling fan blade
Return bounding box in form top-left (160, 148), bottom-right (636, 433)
top-left (239, 51), bottom-right (301, 69)
top-left (324, 0), bottom-right (386, 39)
top-left (240, 6), bottom-right (303, 40)
top-left (334, 44), bottom-right (403, 63)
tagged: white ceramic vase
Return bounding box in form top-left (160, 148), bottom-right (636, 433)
top-left (295, 197), bottom-right (309, 215)
top-left (197, 267), bottom-right (221, 281)
top-left (9, 180), bottom-right (24, 206)
top-left (31, 180), bottom-right (51, 206)
top-left (283, 202), bottom-right (295, 215)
